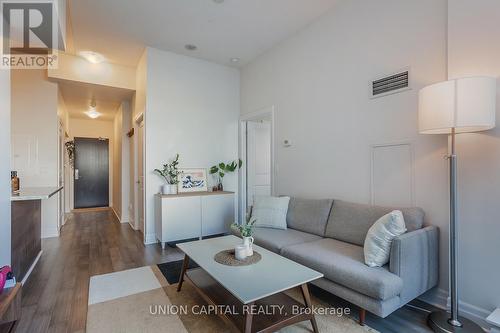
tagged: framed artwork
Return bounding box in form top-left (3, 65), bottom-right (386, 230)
top-left (178, 168), bottom-right (208, 193)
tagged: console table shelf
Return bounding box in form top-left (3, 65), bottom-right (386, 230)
top-left (155, 191), bottom-right (235, 248)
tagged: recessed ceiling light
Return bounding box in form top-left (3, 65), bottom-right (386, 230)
top-left (230, 57), bottom-right (240, 63)
top-left (79, 51), bottom-right (106, 64)
top-left (213, 0), bottom-right (224, 3)
top-left (185, 44), bottom-right (198, 51)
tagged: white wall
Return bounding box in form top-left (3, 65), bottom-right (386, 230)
top-left (0, 66), bottom-right (11, 266)
top-left (144, 47), bottom-right (240, 244)
top-left (448, 0), bottom-right (500, 322)
top-left (241, 0), bottom-right (449, 300)
top-left (48, 52), bottom-right (136, 91)
top-left (112, 101), bottom-right (132, 223)
top-left (113, 106), bottom-right (122, 218)
top-left (57, 88), bottom-right (71, 217)
top-left (121, 101), bottom-right (131, 223)
top-left (68, 118), bottom-right (114, 209)
top-left (130, 50), bottom-right (148, 231)
top-left (11, 69), bottom-right (60, 238)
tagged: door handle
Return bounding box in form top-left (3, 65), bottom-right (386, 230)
top-left (75, 169), bottom-right (79, 180)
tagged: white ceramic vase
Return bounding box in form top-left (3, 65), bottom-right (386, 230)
top-left (162, 184), bottom-right (178, 195)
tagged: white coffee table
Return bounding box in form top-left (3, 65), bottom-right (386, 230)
top-left (177, 235), bottom-right (323, 333)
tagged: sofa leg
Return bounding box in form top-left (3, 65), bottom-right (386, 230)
top-left (359, 308), bottom-right (366, 326)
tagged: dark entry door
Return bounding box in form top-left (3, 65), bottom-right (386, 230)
top-left (74, 137), bottom-right (109, 208)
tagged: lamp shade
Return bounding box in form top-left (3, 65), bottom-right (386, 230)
top-left (418, 77), bottom-right (497, 134)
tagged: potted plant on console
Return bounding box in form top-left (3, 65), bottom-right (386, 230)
top-left (154, 154), bottom-right (180, 195)
top-left (209, 159), bottom-right (242, 191)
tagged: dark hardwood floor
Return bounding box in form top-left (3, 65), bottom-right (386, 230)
top-left (15, 209), bottom-right (183, 333)
top-left (16, 208), bottom-right (435, 333)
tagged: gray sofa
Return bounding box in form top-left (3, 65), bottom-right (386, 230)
top-left (237, 198), bottom-right (439, 324)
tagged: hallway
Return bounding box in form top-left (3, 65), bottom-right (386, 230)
top-left (15, 209), bottom-right (182, 333)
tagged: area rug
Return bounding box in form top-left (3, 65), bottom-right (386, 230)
top-left (157, 259), bottom-right (199, 284)
top-left (87, 265), bottom-right (379, 333)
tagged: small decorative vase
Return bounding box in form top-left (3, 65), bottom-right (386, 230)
top-left (243, 236), bottom-right (254, 257)
top-left (217, 182), bottom-right (224, 192)
top-left (162, 184), bottom-right (178, 195)
top-left (169, 184), bottom-right (178, 195)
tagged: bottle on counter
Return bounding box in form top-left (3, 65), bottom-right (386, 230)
top-left (11, 171), bottom-right (20, 194)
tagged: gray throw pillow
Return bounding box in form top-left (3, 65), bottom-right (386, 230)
top-left (252, 196), bottom-right (290, 230)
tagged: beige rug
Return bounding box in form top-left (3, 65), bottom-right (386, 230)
top-left (87, 266), bottom-right (379, 333)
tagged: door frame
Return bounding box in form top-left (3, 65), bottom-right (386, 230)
top-left (133, 112), bottom-right (146, 242)
top-left (239, 106), bottom-right (276, 223)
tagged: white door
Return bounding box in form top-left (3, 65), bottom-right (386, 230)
top-left (137, 121), bottom-right (145, 234)
top-left (246, 121), bottom-right (271, 209)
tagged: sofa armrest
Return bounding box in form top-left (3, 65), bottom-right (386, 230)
top-left (389, 226), bottom-right (439, 303)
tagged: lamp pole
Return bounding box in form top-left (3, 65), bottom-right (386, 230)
top-left (428, 127), bottom-right (483, 333)
top-left (448, 128), bottom-right (461, 327)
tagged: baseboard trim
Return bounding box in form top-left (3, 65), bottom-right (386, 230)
top-left (128, 219), bottom-right (138, 230)
top-left (21, 250), bottom-right (42, 285)
top-left (111, 207), bottom-right (122, 223)
top-left (419, 288), bottom-right (491, 330)
top-left (144, 233), bottom-right (156, 245)
top-left (42, 228), bottom-right (59, 239)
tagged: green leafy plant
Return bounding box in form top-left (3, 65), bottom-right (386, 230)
top-left (231, 215), bottom-right (257, 238)
top-left (154, 154), bottom-right (180, 185)
top-left (65, 140), bottom-right (75, 168)
top-left (209, 159), bottom-right (243, 185)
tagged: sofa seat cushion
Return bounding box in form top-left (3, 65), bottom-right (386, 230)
top-left (325, 200), bottom-right (425, 246)
top-left (281, 238), bottom-right (403, 301)
top-left (251, 227), bottom-right (322, 254)
top-left (286, 198), bottom-right (334, 236)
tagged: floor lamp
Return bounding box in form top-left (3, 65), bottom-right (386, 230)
top-left (418, 76), bottom-right (497, 333)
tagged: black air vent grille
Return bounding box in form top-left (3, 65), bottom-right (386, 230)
top-left (372, 71), bottom-right (409, 97)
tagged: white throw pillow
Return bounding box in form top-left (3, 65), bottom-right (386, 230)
top-left (251, 196), bottom-right (290, 230)
top-left (364, 210), bottom-right (407, 267)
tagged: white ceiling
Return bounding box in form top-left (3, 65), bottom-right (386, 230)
top-left (69, 0), bottom-right (339, 67)
top-left (59, 81), bottom-right (134, 121)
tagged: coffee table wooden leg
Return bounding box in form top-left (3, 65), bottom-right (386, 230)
top-left (245, 302), bottom-right (254, 333)
top-left (177, 254), bottom-right (190, 292)
top-left (301, 283), bottom-right (319, 333)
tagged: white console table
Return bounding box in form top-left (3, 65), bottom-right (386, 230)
top-left (155, 191), bottom-right (235, 249)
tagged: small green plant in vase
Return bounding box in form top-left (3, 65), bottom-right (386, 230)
top-left (209, 159), bottom-right (242, 191)
top-left (154, 154), bottom-right (180, 195)
top-left (231, 215), bottom-right (257, 256)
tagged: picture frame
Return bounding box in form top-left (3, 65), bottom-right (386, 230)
top-left (177, 168), bottom-right (208, 193)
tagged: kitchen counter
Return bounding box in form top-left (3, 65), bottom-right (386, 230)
top-left (11, 186), bottom-right (63, 201)
top-left (10, 186), bottom-right (63, 283)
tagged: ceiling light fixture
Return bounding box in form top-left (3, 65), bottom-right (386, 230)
top-left (185, 44), bottom-right (198, 51)
top-left (230, 57), bottom-right (240, 63)
top-left (85, 99), bottom-right (101, 119)
top-left (213, 0), bottom-right (224, 3)
top-left (79, 51), bottom-right (106, 64)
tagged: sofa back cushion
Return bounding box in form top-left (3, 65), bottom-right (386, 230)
top-left (324, 200), bottom-right (425, 246)
top-left (286, 198), bottom-right (334, 237)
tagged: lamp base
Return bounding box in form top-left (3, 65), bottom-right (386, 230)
top-left (428, 311), bottom-right (484, 333)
